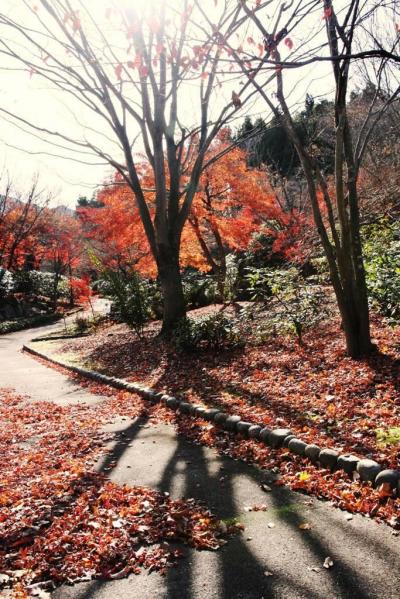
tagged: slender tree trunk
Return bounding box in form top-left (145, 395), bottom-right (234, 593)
top-left (157, 245), bottom-right (186, 334)
top-left (68, 263), bottom-right (74, 307)
top-left (52, 271), bottom-right (61, 312)
top-left (275, 80), bottom-right (372, 358)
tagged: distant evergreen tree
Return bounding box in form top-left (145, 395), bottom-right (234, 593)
top-left (236, 96), bottom-right (336, 177)
top-left (77, 195), bottom-right (105, 208)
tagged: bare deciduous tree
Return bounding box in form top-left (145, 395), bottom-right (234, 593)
top-left (228, 0), bottom-right (399, 357)
top-left (0, 0), bottom-right (272, 332)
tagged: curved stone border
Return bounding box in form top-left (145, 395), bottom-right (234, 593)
top-left (31, 333), bottom-right (90, 342)
top-left (23, 343), bottom-right (400, 496)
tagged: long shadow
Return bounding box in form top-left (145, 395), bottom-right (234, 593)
top-left (96, 412), bottom-right (149, 476)
top-left (159, 433), bottom-right (327, 599)
top-left (51, 406), bottom-right (398, 599)
top-left (268, 485), bottom-right (379, 599)
top-left (57, 413), bottom-right (151, 599)
top-left (151, 359), bottom-right (384, 462)
top-left (366, 348), bottom-right (400, 394)
top-left (72, 580), bottom-right (106, 599)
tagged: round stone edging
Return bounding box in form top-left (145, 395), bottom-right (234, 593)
top-left (22, 343), bottom-right (400, 494)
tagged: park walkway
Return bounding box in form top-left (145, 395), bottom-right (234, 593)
top-left (0, 318), bottom-right (399, 599)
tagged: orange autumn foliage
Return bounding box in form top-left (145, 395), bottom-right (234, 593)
top-left (79, 135), bottom-right (311, 277)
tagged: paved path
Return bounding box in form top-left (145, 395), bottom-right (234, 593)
top-left (1, 320), bottom-right (399, 599)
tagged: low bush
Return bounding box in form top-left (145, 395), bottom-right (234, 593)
top-left (74, 315), bottom-right (90, 333)
top-left (182, 271), bottom-right (219, 308)
top-left (12, 270), bottom-right (70, 300)
top-left (172, 312), bottom-right (244, 352)
top-left (99, 269), bottom-right (151, 338)
top-left (0, 269), bottom-right (14, 297)
top-left (245, 266), bottom-right (328, 344)
top-left (0, 313), bottom-right (62, 335)
top-left (363, 220), bottom-right (400, 322)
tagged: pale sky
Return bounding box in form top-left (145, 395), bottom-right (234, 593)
top-left (0, 0), bottom-right (356, 208)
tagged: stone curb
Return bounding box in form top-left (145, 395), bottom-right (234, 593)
top-left (31, 333), bottom-right (90, 342)
top-left (23, 343), bottom-right (400, 495)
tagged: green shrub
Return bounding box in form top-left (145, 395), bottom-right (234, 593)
top-left (172, 312), bottom-right (244, 352)
top-left (99, 269), bottom-right (151, 338)
top-left (0, 269), bottom-right (14, 297)
top-left (245, 266), bottom-right (328, 344)
top-left (74, 315), bottom-right (90, 333)
top-left (182, 271), bottom-right (219, 308)
top-left (363, 220), bottom-right (400, 322)
top-left (146, 280), bottom-right (164, 319)
top-left (13, 270), bottom-right (69, 299)
top-left (0, 312), bottom-right (62, 335)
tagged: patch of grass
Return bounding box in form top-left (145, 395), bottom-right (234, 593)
top-left (376, 427), bottom-right (400, 447)
top-left (269, 503), bottom-right (300, 518)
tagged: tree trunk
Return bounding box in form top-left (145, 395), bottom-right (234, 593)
top-left (337, 282), bottom-right (373, 358)
top-left (52, 272), bottom-right (61, 312)
top-left (157, 246), bottom-right (186, 334)
top-left (68, 264), bottom-right (74, 307)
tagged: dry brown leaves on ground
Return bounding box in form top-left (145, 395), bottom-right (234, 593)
top-left (54, 313), bottom-right (400, 526)
top-left (0, 389), bottom-right (231, 597)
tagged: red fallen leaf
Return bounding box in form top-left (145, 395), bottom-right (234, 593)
top-left (10, 535), bottom-right (35, 547)
top-left (377, 482), bottom-right (393, 498)
top-left (370, 502), bottom-right (380, 517)
top-left (0, 388), bottom-right (240, 595)
top-left (284, 37), bottom-right (294, 50)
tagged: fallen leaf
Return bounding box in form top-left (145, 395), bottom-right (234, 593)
top-left (261, 483), bottom-right (272, 492)
top-left (323, 557), bottom-right (334, 569)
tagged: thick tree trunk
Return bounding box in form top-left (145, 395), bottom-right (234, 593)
top-left (157, 247), bottom-right (186, 334)
top-left (337, 283), bottom-right (373, 358)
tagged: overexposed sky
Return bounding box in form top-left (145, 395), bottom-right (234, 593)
top-left (0, 0), bottom-right (348, 207)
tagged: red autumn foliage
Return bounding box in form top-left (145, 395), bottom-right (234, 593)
top-left (0, 186), bottom-right (48, 272)
top-left (69, 276), bottom-right (92, 306)
top-left (78, 134), bottom-right (304, 277)
top-left (39, 211), bottom-right (84, 278)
